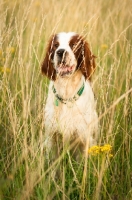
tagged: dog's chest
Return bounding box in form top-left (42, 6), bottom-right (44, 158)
top-left (45, 79), bottom-right (95, 133)
top-left (50, 93), bottom-right (89, 131)
top-left (55, 101), bottom-right (83, 122)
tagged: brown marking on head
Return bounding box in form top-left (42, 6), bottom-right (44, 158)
top-left (70, 34), bottom-right (96, 80)
top-left (41, 35), bottom-right (58, 80)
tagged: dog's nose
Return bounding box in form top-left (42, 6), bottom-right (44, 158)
top-left (56, 49), bottom-right (66, 57)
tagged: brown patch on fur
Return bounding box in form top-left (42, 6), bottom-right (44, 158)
top-left (70, 34), bottom-right (96, 80)
top-left (41, 35), bottom-right (57, 80)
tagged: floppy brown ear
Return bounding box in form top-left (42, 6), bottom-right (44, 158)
top-left (80, 41), bottom-right (96, 80)
top-left (41, 35), bottom-right (56, 80)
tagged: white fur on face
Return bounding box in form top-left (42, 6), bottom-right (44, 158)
top-left (53, 32), bottom-right (78, 76)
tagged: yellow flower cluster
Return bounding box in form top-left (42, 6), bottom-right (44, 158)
top-left (0, 47), bottom-right (15, 58)
top-left (88, 146), bottom-right (100, 154)
top-left (101, 44), bottom-right (108, 49)
top-left (0, 47), bottom-right (15, 73)
top-left (0, 49), bottom-right (2, 56)
top-left (88, 144), bottom-right (112, 156)
top-left (0, 67), bottom-right (10, 73)
top-left (6, 47), bottom-right (15, 54)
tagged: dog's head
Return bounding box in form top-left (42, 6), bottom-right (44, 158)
top-left (41, 32), bottom-right (96, 80)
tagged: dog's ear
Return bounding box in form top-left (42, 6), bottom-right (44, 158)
top-left (41, 35), bottom-right (56, 80)
top-left (80, 40), bottom-right (96, 80)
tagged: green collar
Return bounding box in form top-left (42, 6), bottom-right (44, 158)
top-left (52, 82), bottom-right (85, 106)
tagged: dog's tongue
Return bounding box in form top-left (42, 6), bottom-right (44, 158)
top-left (57, 64), bottom-right (73, 74)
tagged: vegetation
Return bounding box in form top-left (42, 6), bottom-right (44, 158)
top-left (0, 0), bottom-right (132, 199)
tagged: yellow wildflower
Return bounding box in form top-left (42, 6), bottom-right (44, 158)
top-left (101, 44), bottom-right (108, 49)
top-left (0, 49), bottom-right (2, 56)
top-left (88, 145), bottom-right (100, 155)
top-left (6, 47), bottom-right (15, 54)
top-left (88, 144), bottom-right (112, 155)
top-left (100, 144), bottom-right (112, 153)
top-left (0, 67), bottom-right (10, 73)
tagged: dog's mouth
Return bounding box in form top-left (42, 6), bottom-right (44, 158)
top-left (56, 64), bottom-right (75, 76)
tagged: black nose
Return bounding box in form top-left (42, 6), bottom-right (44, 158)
top-left (56, 49), bottom-right (66, 57)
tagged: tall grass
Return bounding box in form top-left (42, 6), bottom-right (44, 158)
top-left (0, 0), bottom-right (132, 199)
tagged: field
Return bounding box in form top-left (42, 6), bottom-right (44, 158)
top-left (0, 0), bottom-right (132, 199)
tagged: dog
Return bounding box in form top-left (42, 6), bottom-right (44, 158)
top-left (41, 32), bottom-right (98, 159)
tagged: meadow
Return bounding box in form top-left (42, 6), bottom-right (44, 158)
top-left (0, 0), bottom-right (132, 199)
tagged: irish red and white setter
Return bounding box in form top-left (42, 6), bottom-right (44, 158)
top-left (41, 32), bottom-right (98, 158)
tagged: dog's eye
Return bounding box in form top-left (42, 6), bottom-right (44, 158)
top-left (70, 43), bottom-right (76, 49)
top-left (54, 43), bottom-right (59, 48)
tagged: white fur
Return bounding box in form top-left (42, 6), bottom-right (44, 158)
top-left (44, 72), bottom-right (98, 152)
top-left (53, 32), bottom-right (77, 73)
top-left (44, 32), bottom-right (98, 153)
